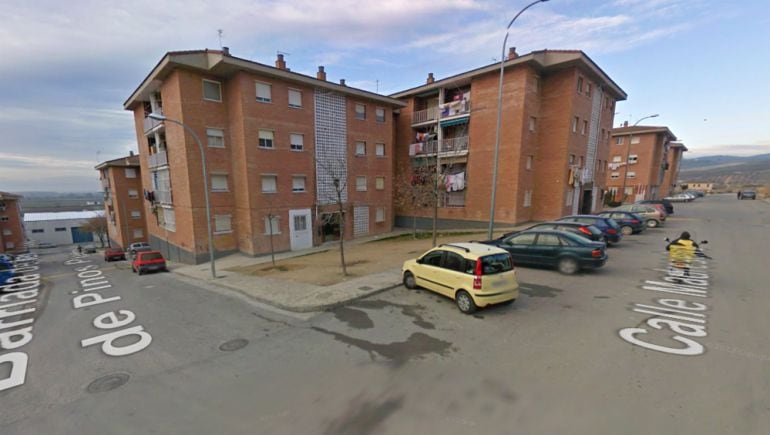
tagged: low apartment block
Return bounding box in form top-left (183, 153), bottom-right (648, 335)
top-left (661, 141), bottom-right (687, 197)
top-left (392, 49), bottom-right (626, 227)
top-left (606, 124), bottom-right (678, 203)
top-left (124, 49), bottom-right (404, 263)
top-left (96, 153), bottom-right (148, 249)
top-left (0, 192), bottom-right (24, 253)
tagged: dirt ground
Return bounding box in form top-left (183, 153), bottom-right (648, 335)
top-left (226, 231), bottom-right (494, 286)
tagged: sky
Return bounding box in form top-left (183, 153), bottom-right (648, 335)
top-left (1, 0), bottom-right (768, 192)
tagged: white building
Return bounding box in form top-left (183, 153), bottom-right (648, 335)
top-left (24, 211), bottom-right (104, 246)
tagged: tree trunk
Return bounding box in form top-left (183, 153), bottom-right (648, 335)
top-left (432, 181), bottom-right (439, 247)
top-left (268, 216), bottom-right (276, 267)
top-left (337, 191), bottom-right (347, 276)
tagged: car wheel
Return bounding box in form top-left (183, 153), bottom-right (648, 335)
top-left (455, 290), bottom-right (477, 314)
top-left (403, 271), bottom-right (417, 289)
top-left (621, 225), bottom-right (633, 236)
top-left (646, 219), bottom-right (659, 228)
top-left (557, 257), bottom-right (579, 275)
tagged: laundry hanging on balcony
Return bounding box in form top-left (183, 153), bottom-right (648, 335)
top-left (409, 143), bottom-right (424, 156)
top-left (439, 99), bottom-right (469, 118)
top-left (415, 132), bottom-right (435, 142)
top-left (444, 172), bottom-right (466, 192)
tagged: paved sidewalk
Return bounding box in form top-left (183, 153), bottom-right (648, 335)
top-left (172, 226), bottom-right (525, 312)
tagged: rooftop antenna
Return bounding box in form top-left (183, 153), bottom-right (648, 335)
top-left (217, 29), bottom-right (223, 48)
top-left (277, 50), bottom-right (291, 58)
top-left (376, 79), bottom-right (379, 93)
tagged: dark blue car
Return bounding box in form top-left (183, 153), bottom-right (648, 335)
top-left (0, 258), bottom-right (16, 285)
top-left (557, 215), bottom-right (623, 245)
top-left (598, 211), bottom-right (647, 235)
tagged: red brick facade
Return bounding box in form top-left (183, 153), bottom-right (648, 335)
top-left (661, 142), bottom-right (687, 197)
top-left (0, 192), bottom-right (25, 253)
top-left (96, 155), bottom-right (148, 250)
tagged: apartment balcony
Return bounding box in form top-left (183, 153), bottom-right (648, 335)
top-left (143, 110), bottom-right (165, 134)
top-left (409, 136), bottom-right (469, 158)
top-left (439, 99), bottom-right (471, 121)
top-left (440, 136), bottom-right (469, 155)
top-left (100, 178), bottom-right (110, 189)
top-left (155, 189), bottom-right (173, 205)
top-left (148, 150), bottom-right (168, 168)
top-left (411, 107), bottom-right (439, 126)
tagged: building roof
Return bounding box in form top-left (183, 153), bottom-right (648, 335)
top-left (95, 154), bottom-right (140, 170)
top-left (669, 141), bottom-right (688, 151)
top-left (24, 210), bottom-right (104, 222)
top-left (125, 49), bottom-right (406, 110)
top-left (390, 49), bottom-right (627, 100)
top-left (0, 191), bottom-right (22, 200)
top-left (611, 125), bottom-right (678, 141)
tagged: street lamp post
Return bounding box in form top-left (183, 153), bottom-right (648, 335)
top-left (488, 0), bottom-right (550, 240)
top-left (148, 113), bottom-right (216, 278)
top-left (620, 114), bottom-right (659, 203)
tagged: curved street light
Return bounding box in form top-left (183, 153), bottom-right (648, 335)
top-left (488, 0), bottom-right (550, 240)
top-left (620, 113), bottom-right (659, 203)
top-left (148, 113), bottom-right (216, 278)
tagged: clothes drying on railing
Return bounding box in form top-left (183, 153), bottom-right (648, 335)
top-left (415, 132), bottom-right (434, 142)
top-left (444, 172), bottom-right (466, 192)
top-left (439, 99), bottom-right (469, 117)
top-left (409, 143), bottom-right (424, 156)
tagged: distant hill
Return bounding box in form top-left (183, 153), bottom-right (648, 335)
top-left (680, 153), bottom-right (770, 186)
top-left (15, 191), bottom-right (104, 213)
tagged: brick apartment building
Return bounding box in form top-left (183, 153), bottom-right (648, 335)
top-left (661, 141), bottom-right (687, 197)
top-left (391, 49), bottom-right (626, 227)
top-left (606, 125), bottom-right (678, 203)
top-left (124, 49), bottom-right (404, 263)
top-left (0, 191), bottom-right (25, 253)
top-left (96, 153), bottom-right (148, 249)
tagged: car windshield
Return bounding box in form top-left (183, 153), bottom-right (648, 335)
top-left (606, 218), bottom-right (620, 229)
top-left (480, 253), bottom-right (513, 275)
top-left (141, 253), bottom-right (163, 260)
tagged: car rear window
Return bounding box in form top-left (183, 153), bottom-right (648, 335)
top-left (480, 253), bottom-right (513, 275)
top-left (141, 253), bottom-right (164, 261)
top-left (605, 218), bottom-right (620, 229)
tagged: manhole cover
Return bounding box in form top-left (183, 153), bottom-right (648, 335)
top-left (86, 373), bottom-right (130, 393)
top-left (219, 338), bottom-right (249, 352)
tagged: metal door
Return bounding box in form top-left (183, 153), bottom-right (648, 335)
top-left (288, 209), bottom-right (312, 251)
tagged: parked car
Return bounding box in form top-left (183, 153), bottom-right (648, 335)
top-left (0, 259), bottom-right (17, 285)
top-left (481, 230), bottom-right (607, 275)
top-left (0, 253), bottom-right (15, 263)
top-left (37, 242), bottom-right (57, 248)
top-left (610, 204), bottom-right (666, 228)
top-left (597, 211), bottom-right (646, 235)
top-left (128, 242), bottom-right (152, 256)
top-left (645, 202), bottom-right (669, 218)
top-left (104, 247), bottom-right (126, 262)
top-left (492, 221), bottom-right (605, 242)
top-left (739, 190), bottom-right (757, 200)
top-left (132, 251), bottom-right (167, 275)
top-left (637, 199), bottom-right (674, 214)
top-left (401, 243), bottom-right (518, 314)
top-left (665, 193), bottom-right (695, 202)
top-left (81, 244), bottom-right (97, 254)
top-left (556, 215), bottom-right (623, 245)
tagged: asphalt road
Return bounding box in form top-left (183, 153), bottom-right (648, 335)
top-left (1, 194), bottom-right (768, 434)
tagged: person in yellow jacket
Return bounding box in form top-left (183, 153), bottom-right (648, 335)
top-left (666, 231), bottom-right (699, 275)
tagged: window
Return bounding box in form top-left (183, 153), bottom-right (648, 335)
top-left (615, 137), bottom-right (624, 145)
top-left (566, 189), bottom-right (574, 206)
top-left (207, 128), bottom-right (225, 148)
top-left (581, 120), bottom-right (588, 135)
top-left (161, 207), bottom-right (175, 231)
top-left (537, 234), bottom-right (561, 246)
top-left (290, 133), bottom-right (304, 151)
top-left (261, 175), bottom-right (277, 193)
top-left (55, 227), bottom-right (66, 232)
top-left (375, 142), bottom-right (385, 157)
top-left (203, 79), bottom-right (222, 102)
top-left (355, 103), bottom-right (366, 120)
top-left (211, 174), bottom-right (228, 192)
top-left (569, 154), bottom-right (575, 164)
top-left (612, 155), bottom-right (622, 162)
top-left (355, 141), bottom-right (366, 156)
top-left (5, 242), bottom-right (14, 249)
top-left (586, 83), bottom-right (592, 97)
top-left (131, 210), bottom-right (141, 219)
top-left (255, 82), bottom-right (272, 103)
top-left (375, 176), bottom-right (385, 190)
top-left (526, 155), bottom-right (533, 170)
top-left (0, 216), bottom-right (8, 222)
top-left (288, 89), bottom-right (302, 108)
top-left (578, 156), bottom-right (584, 168)
top-left (629, 154), bottom-right (639, 164)
top-left (292, 176), bottom-right (306, 193)
top-left (31, 229), bottom-right (44, 233)
top-left (601, 128), bottom-right (606, 143)
top-left (611, 172), bottom-right (620, 179)
top-left (133, 228), bottom-right (144, 238)
top-left (625, 187), bottom-right (634, 195)
top-left (376, 207), bottom-right (385, 223)
top-left (572, 116), bottom-right (579, 133)
top-left (509, 233), bottom-right (536, 246)
top-left (258, 130), bottom-right (274, 149)
top-left (422, 251), bottom-right (444, 267)
top-left (125, 168), bottom-right (137, 178)
top-left (577, 77), bottom-right (583, 94)
top-left (443, 252), bottom-right (465, 272)
top-left (627, 171), bottom-right (637, 179)
top-left (631, 136), bottom-right (641, 144)
top-left (356, 176), bottom-right (367, 191)
top-left (2, 229), bottom-right (10, 235)
top-left (524, 190), bottom-right (532, 207)
top-left (529, 116), bottom-right (536, 132)
top-left (214, 215), bottom-right (232, 234)
top-left (375, 107), bottom-right (385, 123)
top-left (128, 189), bottom-right (139, 198)
top-left (293, 214), bottom-right (307, 231)
top-left (264, 215), bottom-right (280, 235)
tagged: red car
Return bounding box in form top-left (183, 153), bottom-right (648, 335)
top-left (132, 251), bottom-right (167, 275)
top-left (104, 247), bottom-right (126, 262)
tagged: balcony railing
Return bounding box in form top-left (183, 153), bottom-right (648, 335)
top-left (411, 107), bottom-right (438, 125)
top-left (439, 99), bottom-right (471, 118)
top-left (100, 178), bottom-right (110, 189)
top-left (155, 189), bottom-right (173, 205)
top-left (440, 136), bottom-right (469, 154)
top-left (148, 150), bottom-right (168, 168)
top-left (143, 110), bottom-right (165, 134)
top-left (409, 136), bottom-right (469, 158)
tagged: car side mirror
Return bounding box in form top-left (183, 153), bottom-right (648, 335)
top-left (664, 237), bottom-right (670, 242)
top-left (416, 258), bottom-right (423, 264)
top-left (700, 240), bottom-right (708, 244)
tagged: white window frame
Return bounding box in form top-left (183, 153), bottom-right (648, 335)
top-left (2, 229), bottom-right (10, 236)
top-left (207, 128), bottom-right (225, 148)
top-left (290, 133), bottom-right (304, 151)
top-left (627, 171), bottom-right (637, 179)
top-left (288, 88), bottom-right (302, 108)
top-left (261, 175), bottom-right (277, 193)
top-left (524, 190), bottom-right (532, 207)
top-left (255, 81), bottom-right (272, 103)
top-left (629, 154), bottom-right (639, 164)
top-left (526, 155), bottom-right (533, 170)
top-left (258, 130), bottom-right (275, 149)
top-left (616, 137), bottom-right (624, 145)
top-left (125, 168), bottom-right (137, 178)
top-left (202, 79), bottom-right (222, 102)
top-left (211, 174), bottom-right (229, 192)
top-left (355, 103), bottom-right (366, 120)
top-left (214, 214), bottom-right (232, 234)
top-left (375, 176), bottom-right (385, 190)
top-left (264, 215), bottom-right (281, 235)
top-left (5, 241), bottom-right (15, 249)
top-left (581, 120), bottom-right (588, 135)
top-left (375, 142), bottom-right (385, 157)
top-left (356, 176), bottom-right (367, 191)
top-left (566, 189), bottom-right (574, 206)
top-left (355, 141), bottom-right (366, 156)
top-left (130, 210), bottom-right (141, 219)
top-left (631, 136), bottom-right (641, 144)
top-left (572, 116), bottom-right (579, 133)
top-left (128, 189), bottom-right (139, 198)
top-left (375, 207), bottom-right (385, 223)
top-left (375, 107), bottom-right (385, 123)
top-left (133, 228), bottom-right (144, 239)
top-left (292, 176), bottom-right (306, 193)
top-left (529, 116), bottom-right (536, 132)
top-left (577, 77), bottom-right (583, 94)
top-left (611, 172), bottom-right (620, 179)
top-left (612, 155), bottom-right (622, 162)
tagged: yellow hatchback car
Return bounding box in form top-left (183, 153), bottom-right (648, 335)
top-left (402, 243), bottom-right (519, 314)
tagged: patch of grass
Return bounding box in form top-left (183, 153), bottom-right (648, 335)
top-left (370, 230), bottom-right (484, 243)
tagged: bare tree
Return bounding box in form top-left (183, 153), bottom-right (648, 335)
top-left (393, 163), bottom-right (437, 239)
top-left (81, 216), bottom-right (109, 248)
top-left (315, 158), bottom-right (349, 276)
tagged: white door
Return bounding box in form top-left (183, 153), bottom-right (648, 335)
top-left (289, 209), bottom-right (312, 251)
